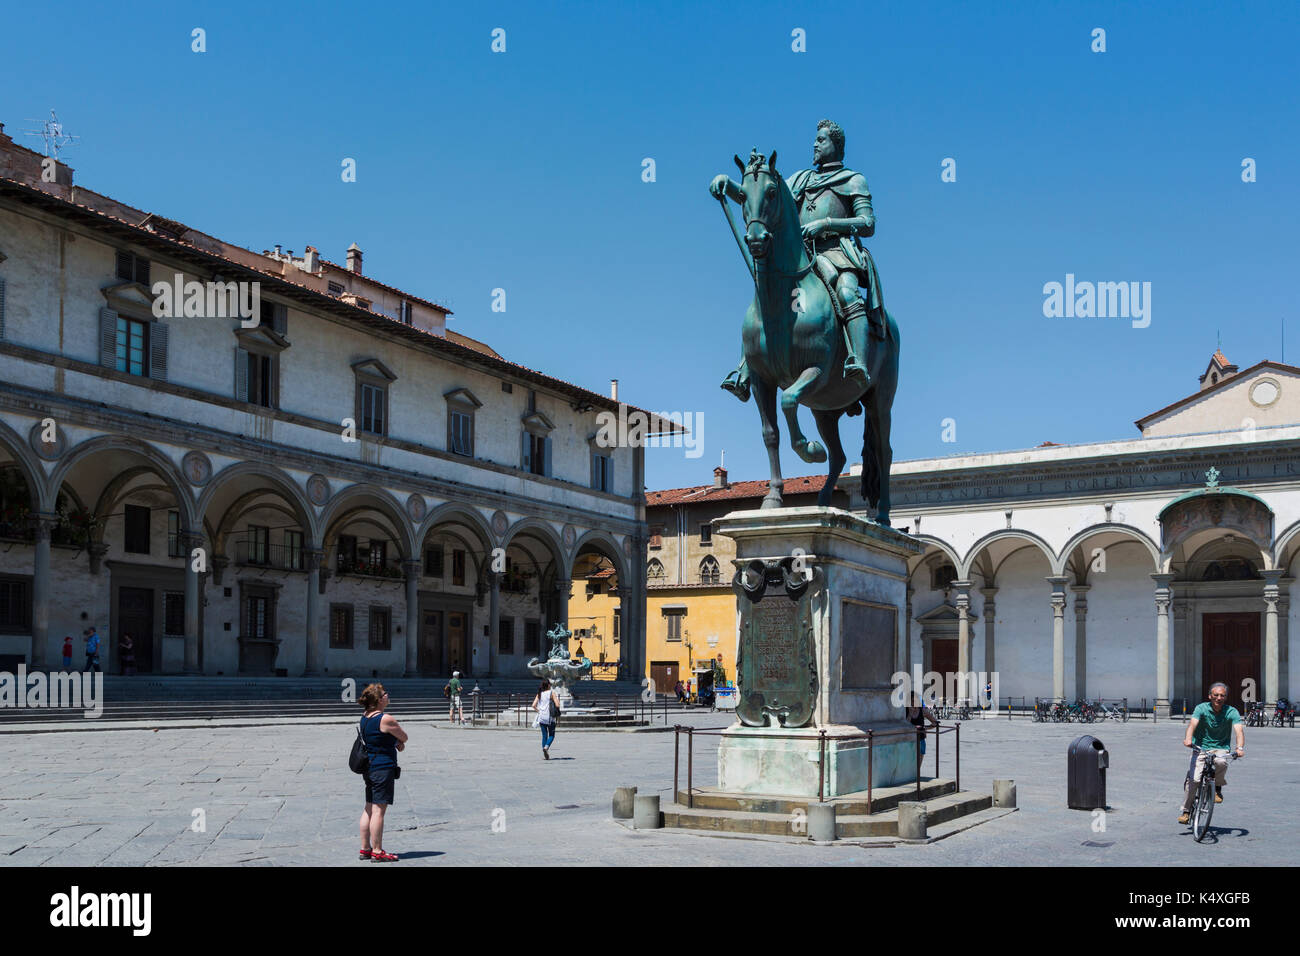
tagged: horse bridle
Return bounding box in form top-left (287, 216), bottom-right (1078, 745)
top-left (741, 165), bottom-right (816, 280)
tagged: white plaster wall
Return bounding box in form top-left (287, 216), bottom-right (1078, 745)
top-left (989, 548), bottom-right (1054, 700)
top-left (1082, 542), bottom-right (1156, 703)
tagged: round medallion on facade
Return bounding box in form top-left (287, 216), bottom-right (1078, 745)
top-left (562, 524), bottom-right (577, 549)
top-left (28, 421), bottom-right (67, 461)
top-left (491, 510), bottom-right (509, 537)
top-left (306, 474), bottom-right (331, 507)
top-left (180, 450), bottom-right (212, 486)
top-left (406, 493), bottom-right (427, 523)
top-left (1249, 378), bottom-right (1281, 408)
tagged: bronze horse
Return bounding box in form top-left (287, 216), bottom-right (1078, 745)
top-left (718, 151), bottom-right (900, 522)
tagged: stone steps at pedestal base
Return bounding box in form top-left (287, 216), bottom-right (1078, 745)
top-left (677, 778), bottom-right (957, 816)
top-left (660, 783), bottom-right (992, 840)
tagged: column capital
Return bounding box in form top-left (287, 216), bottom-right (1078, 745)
top-left (1045, 575), bottom-right (1069, 591)
top-left (30, 512), bottom-right (60, 540)
top-left (401, 558), bottom-right (422, 579)
top-left (304, 548), bottom-right (325, 573)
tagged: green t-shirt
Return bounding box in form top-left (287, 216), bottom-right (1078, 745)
top-left (1190, 701), bottom-right (1241, 751)
top-left (448, 678), bottom-right (462, 696)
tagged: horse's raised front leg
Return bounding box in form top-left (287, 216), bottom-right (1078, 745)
top-left (781, 366), bottom-right (827, 463)
top-left (811, 408), bottom-right (846, 508)
top-left (751, 376), bottom-right (784, 509)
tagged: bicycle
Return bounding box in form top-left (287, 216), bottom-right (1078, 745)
top-left (1244, 702), bottom-right (1267, 728)
top-left (1184, 748), bottom-right (1242, 842)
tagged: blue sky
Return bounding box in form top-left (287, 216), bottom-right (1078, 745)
top-left (3, 0), bottom-right (1296, 491)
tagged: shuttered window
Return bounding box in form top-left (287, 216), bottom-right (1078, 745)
top-left (100, 308), bottom-right (166, 380)
top-left (115, 251), bottom-right (150, 285)
top-left (523, 431), bottom-right (550, 476)
top-left (359, 383), bottom-right (386, 435)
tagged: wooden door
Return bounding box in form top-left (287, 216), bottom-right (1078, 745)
top-left (930, 639), bottom-right (958, 702)
top-left (419, 610), bottom-right (442, 676)
top-left (448, 612), bottom-right (467, 676)
top-left (651, 661), bottom-right (679, 695)
top-left (1202, 613), bottom-right (1260, 711)
top-left (118, 586), bottom-right (154, 674)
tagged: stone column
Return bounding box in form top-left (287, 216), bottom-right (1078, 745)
top-left (556, 578), bottom-right (571, 629)
top-left (1071, 584), bottom-right (1090, 700)
top-left (29, 513), bottom-right (58, 668)
top-left (488, 570), bottom-right (500, 677)
top-left (304, 549), bottom-right (323, 675)
top-left (1263, 569), bottom-right (1282, 705)
top-left (404, 559), bottom-right (421, 676)
top-left (1047, 576), bottom-right (1068, 701)
top-left (181, 530), bottom-right (204, 673)
top-left (954, 580), bottom-right (972, 703)
top-left (980, 586), bottom-right (998, 675)
top-left (1279, 582), bottom-right (1291, 701)
top-left (1152, 572), bottom-right (1174, 717)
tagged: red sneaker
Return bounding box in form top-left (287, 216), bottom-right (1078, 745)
top-left (359, 848), bottom-right (373, 860)
top-left (371, 851), bottom-right (399, 862)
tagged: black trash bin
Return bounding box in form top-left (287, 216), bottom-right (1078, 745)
top-left (1067, 735), bottom-right (1107, 809)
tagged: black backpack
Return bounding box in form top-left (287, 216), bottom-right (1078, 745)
top-left (349, 716), bottom-right (370, 774)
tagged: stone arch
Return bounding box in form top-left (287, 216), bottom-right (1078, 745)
top-left (417, 503), bottom-right (496, 577)
top-left (318, 484), bottom-right (415, 560)
top-left (197, 462), bottom-right (319, 551)
top-left (1056, 523), bottom-right (1161, 581)
top-left (699, 554), bottom-right (721, 584)
top-left (962, 528), bottom-right (1056, 581)
top-left (0, 418), bottom-right (45, 511)
top-left (1272, 518), bottom-right (1300, 576)
top-left (50, 435), bottom-right (196, 528)
top-left (501, 517), bottom-right (565, 569)
top-left (571, 529), bottom-right (630, 586)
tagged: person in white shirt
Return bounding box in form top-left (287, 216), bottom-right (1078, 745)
top-left (532, 679), bottom-right (561, 759)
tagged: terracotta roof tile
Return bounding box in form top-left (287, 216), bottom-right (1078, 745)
top-left (646, 473), bottom-right (834, 506)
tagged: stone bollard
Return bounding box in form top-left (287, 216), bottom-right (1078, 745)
top-left (993, 779), bottom-right (1017, 808)
top-left (633, 794), bottom-right (662, 829)
top-left (806, 803), bottom-right (837, 842)
top-left (612, 786), bottom-right (638, 819)
top-left (897, 801), bottom-right (928, 841)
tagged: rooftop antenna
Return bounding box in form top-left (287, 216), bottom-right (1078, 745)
top-left (22, 110), bottom-right (80, 162)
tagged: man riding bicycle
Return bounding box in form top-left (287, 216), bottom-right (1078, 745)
top-left (1178, 682), bottom-right (1245, 825)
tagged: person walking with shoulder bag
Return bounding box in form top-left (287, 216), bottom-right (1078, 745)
top-left (356, 683), bottom-right (407, 861)
top-left (532, 679), bottom-right (561, 759)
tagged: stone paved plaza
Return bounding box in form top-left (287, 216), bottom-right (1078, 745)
top-left (1, 711), bottom-right (1296, 866)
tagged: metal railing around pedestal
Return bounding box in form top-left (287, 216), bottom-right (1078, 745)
top-left (672, 722), bottom-right (961, 813)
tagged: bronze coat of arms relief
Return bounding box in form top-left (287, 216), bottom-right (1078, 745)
top-left (732, 558), bottom-right (822, 728)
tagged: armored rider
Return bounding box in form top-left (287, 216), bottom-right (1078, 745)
top-left (711, 119), bottom-right (885, 401)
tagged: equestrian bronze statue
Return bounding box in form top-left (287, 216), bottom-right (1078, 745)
top-left (710, 120), bottom-right (900, 522)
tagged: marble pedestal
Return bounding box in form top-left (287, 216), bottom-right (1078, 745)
top-left (714, 506), bottom-right (923, 798)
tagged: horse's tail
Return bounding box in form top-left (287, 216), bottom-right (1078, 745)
top-left (860, 409), bottom-right (880, 507)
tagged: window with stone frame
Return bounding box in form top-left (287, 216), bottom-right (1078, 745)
top-left (520, 409), bottom-right (554, 477)
top-left (647, 558), bottom-right (665, 583)
top-left (124, 504), bottom-right (151, 554)
top-left (649, 525), bottom-right (663, 550)
top-left (115, 250), bottom-right (150, 285)
top-left (424, 546), bottom-right (444, 578)
top-left (499, 616), bottom-right (514, 654)
top-left (0, 575), bottom-right (32, 633)
top-left (445, 387), bottom-right (482, 457)
top-left (330, 604), bottom-right (354, 649)
top-left (284, 530), bottom-right (304, 570)
top-left (100, 281), bottom-right (169, 382)
top-left (452, 548), bottom-right (466, 586)
top-left (699, 555), bottom-right (721, 585)
top-left (352, 359), bottom-right (397, 438)
top-left (163, 592), bottom-right (185, 636)
top-left (931, 563), bottom-right (958, 591)
top-left (368, 606), bottom-right (391, 650)
top-left (700, 522), bottom-right (713, 545)
top-left (524, 619), bottom-right (540, 655)
top-left (664, 608), bottom-right (684, 641)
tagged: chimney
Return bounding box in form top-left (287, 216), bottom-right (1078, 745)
top-left (303, 245), bottom-right (319, 273)
top-left (273, 244), bottom-right (281, 258)
top-left (346, 242), bottom-right (363, 275)
top-left (713, 465), bottom-right (728, 488)
top-left (610, 379), bottom-right (619, 401)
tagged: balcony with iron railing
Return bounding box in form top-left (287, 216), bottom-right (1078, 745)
top-left (234, 539), bottom-right (306, 571)
top-left (336, 552), bottom-right (403, 579)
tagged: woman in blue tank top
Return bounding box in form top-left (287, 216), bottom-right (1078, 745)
top-left (358, 683), bottom-right (408, 862)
